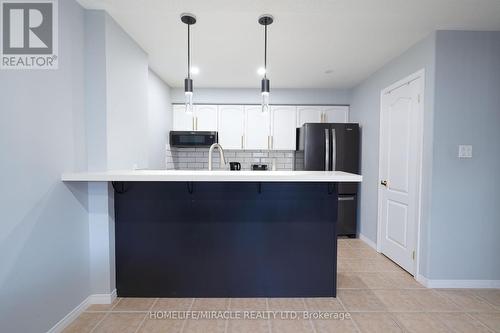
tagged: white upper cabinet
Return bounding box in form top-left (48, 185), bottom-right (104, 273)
top-left (173, 104), bottom-right (349, 149)
top-left (323, 106), bottom-right (349, 123)
top-left (245, 106), bottom-right (271, 150)
top-left (297, 106), bottom-right (323, 127)
top-left (297, 105), bottom-right (349, 127)
top-left (218, 105), bottom-right (245, 149)
top-left (195, 105), bottom-right (218, 131)
top-left (271, 106), bottom-right (297, 150)
top-left (173, 105), bottom-right (218, 131)
top-left (173, 104), bottom-right (194, 131)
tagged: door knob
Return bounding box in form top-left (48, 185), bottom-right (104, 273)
top-left (380, 180), bottom-right (388, 187)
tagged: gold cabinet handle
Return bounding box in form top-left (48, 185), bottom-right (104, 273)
top-left (192, 117), bottom-right (195, 130)
top-left (195, 117), bottom-right (198, 130)
top-left (241, 135), bottom-right (244, 149)
top-left (271, 136), bottom-right (273, 150)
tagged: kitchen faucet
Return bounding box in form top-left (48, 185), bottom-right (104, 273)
top-left (208, 143), bottom-right (227, 171)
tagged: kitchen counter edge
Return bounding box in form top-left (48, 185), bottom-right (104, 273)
top-left (61, 170), bottom-right (362, 182)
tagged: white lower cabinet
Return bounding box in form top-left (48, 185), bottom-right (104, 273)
top-left (218, 105), bottom-right (245, 149)
top-left (245, 106), bottom-right (271, 150)
top-left (271, 106), bottom-right (297, 150)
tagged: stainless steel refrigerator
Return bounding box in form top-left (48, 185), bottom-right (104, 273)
top-left (295, 123), bottom-right (360, 237)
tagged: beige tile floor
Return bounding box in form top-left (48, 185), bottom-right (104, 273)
top-left (64, 239), bottom-right (500, 333)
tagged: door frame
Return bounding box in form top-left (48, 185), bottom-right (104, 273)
top-left (376, 69), bottom-right (425, 277)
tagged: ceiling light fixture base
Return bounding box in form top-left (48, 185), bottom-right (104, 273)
top-left (181, 13), bottom-right (197, 25)
top-left (258, 14), bottom-right (274, 26)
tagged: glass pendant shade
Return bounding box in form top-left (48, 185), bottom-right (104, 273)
top-left (185, 92), bottom-right (193, 113)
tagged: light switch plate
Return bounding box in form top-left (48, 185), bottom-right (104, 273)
top-left (458, 145), bottom-right (472, 158)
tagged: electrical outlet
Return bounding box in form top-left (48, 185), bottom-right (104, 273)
top-left (458, 145), bottom-right (472, 158)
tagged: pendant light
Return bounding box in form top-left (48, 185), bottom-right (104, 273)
top-left (181, 13), bottom-right (196, 113)
top-left (258, 14), bottom-right (273, 112)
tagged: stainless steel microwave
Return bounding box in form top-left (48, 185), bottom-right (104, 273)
top-left (169, 131), bottom-right (218, 147)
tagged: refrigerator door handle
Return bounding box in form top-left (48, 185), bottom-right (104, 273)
top-left (324, 128), bottom-right (330, 171)
top-left (331, 128), bottom-right (336, 171)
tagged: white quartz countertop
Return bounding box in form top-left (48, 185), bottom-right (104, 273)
top-left (61, 170), bottom-right (362, 182)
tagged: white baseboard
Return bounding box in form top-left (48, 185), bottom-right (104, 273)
top-left (358, 233), bottom-right (377, 250)
top-left (357, 236), bottom-right (500, 289)
top-left (416, 274), bottom-right (429, 287)
top-left (47, 289), bottom-right (116, 333)
top-left (88, 289), bottom-right (117, 304)
top-left (416, 275), bottom-right (500, 289)
top-left (47, 297), bottom-right (89, 333)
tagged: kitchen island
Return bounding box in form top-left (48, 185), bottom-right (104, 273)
top-left (62, 170), bottom-right (361, 298)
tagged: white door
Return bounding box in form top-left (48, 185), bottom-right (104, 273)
top-left (323, 106), bottom-right (349, 123)
top-left (245, 106), bottom-right (271, 150)
top-left (218, 105), bottom-right (245, 149)
top-left (271, 106), bottom-right (297, 150)
top-left (195, 105), bottom-right (218, 131)
top-left (378, 73), bottom-right (423, 275)
top-left (173, 104), bottom-right (194, 131)
top-left (297, 106), bottom-right (323, 127)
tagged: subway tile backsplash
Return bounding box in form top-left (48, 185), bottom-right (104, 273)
top-left (166, 147), bottom-right (295, 170)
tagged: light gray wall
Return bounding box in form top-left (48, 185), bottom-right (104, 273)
top-left (85, 10), bottom-right (107, 171)
top-left (83, 10), bottom-right (155, 298)
top-left (105, 14), bottom-right (149, 170)
top-left (171, 88), bottom-right (351, 105)
top-left (351, 30), bottom-right (500, 281)
top-left (349, 33), bottom-right (436, 276)
top-left (428, 31), bottom-right (500, 280)
top-left (0, 1), bottom-right (90, 332)
top-left (84, 10), bottom-right (116, 297)
top-left (85, 12), bottom-right (158, 171)
top-left (148, 69), bottom-right (172, 169)
top-left (88, 182), bottom-right (115, 294)
top-left (83, 11), bottom-right (173, 304)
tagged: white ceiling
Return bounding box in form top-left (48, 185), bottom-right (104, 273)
top-left (77, 0), bottom-right (500, 89)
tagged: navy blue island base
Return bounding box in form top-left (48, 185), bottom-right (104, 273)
top-left (114, 181), bottom-right (338, 298)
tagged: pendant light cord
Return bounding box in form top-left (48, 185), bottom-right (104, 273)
top-left (264, 24), bottom-right (267, 79)
top-left (187, 24), bottom-right (191, 79)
